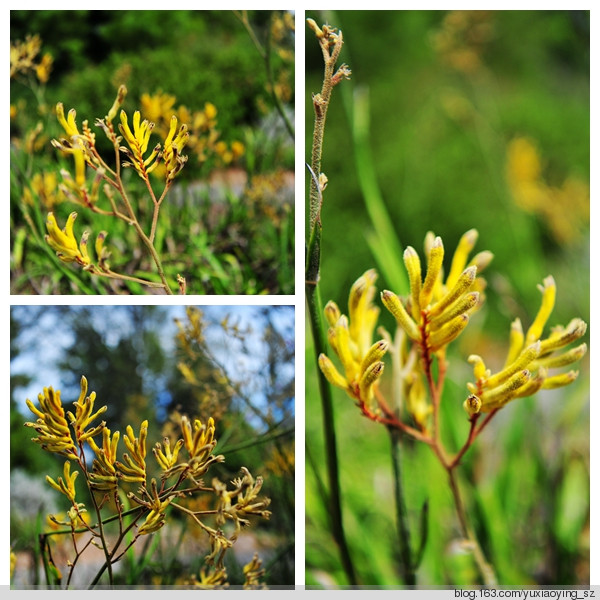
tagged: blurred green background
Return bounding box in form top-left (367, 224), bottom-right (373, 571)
top-left (305, 10), bottom-right (589, 586)
top-left (11, 305), bottom-right (294, 587)
top-left (11, 10), bottom-right (295, 294)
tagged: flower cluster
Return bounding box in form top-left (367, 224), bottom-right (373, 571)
top-left (23, 374), bottom-right (271, 586)
top-left (140, 91), bottom-right (244, 169)
top-left (10, 34), bottom-right (53, 83)
top-left (319, 229), bottom-right (587, 426)
top-left (464, 275), bottom-right (587, 414)
top-left (213, 466), bottom-right (272, 538)
top-left (119, 110), bottom-right (189, 182)
top-left (318, 269), bottom-right (387, 410)
top-left (156, 415), bottom-right (224, 481)
top-left (24, 384), bottom-right (79, 458)
top-left (381, 229), bottom-right (491, 353)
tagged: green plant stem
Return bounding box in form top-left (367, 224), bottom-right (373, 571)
top-left (309, 77), bottom-right (333, 231)
top-left (66, 536), bottom-right (94, 588)
top-left (306, 280), bottom-right (358, 586)
top-left (263, 16), bottom-right (295, 141)
top-left (389, 428), bottom-right (416, 585)
top-left (115, 181), bottom-right (174, 294)
top-left (88, 507), bottom-right (145, 589)
top-left (447, 467), bottom-right (497, 586)
top-left (91, 269), bottom-right (166, 289)
top-left (78, 448), bottom-right (114, 587)
top-left (306, 20), bottom-right (358, 586)
top-left (420, 341), bottom-right (498, 585)
top-left (147, 178), bottom-right (169, 244)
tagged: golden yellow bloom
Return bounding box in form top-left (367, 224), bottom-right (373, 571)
top-left (243, 553), bottom-right (266, 589)
top-left (45, 212), bottom-right (91, 266)
top-left (382, 229), bottom-right (490, 354)
top-left (119, 110), bottom-right (159, 179)
top-left (405, 370), bottom-right (432, 430)
top-left (319, 270), bottom-right (386, 407)
top-left (170, 415), bottom-right (224, 480)
top-left (140, 90), bottom-right (177, 124)
top-left (192, 566), bottom-right (228, 588)
top-left (231, 140), bottom-right (245, 160)
top-left (10, 34), bottom-right (44, 79)
top-left (203, 102), bottom-right (218, 121)
top-left (46, 461), bottom-right (79, 503)
top-left (87, 427), bottom-right (120, 492)
top-left (153, 436), bottom-right (184, 471)
top-left (162, 115), bottom-right (189, 181)
top-left (24, 385), bottom-right (78, 459)
top-left (22, 171), bottom-right (65, 210)
top-left (214, 467), bottom-right (271, 537)
top-left (137, 479), bottom-right (172, 535)
top-left (466, 276), bottom-right (587, 414)
top-left (54, 103), bottom-right (90, 186)
top-left (47, 504), bottom-right (90, 530)
top-left (120, 110), bottom-right (153, 155)
top-left (66, 376), bottom-right (107, 441)
top-left (35, 52), bottom-right (53, 83)
top-left (116, 420), bottom-right (148, 483)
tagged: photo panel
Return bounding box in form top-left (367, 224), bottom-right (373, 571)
top-left (10, 304), bottom-right (295, 588)
top-left (10, 10), bottom-right (295, 296)
top-left (305, 10), bottom-right (589, 587)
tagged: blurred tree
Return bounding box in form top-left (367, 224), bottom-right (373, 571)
top-left (53, 306), bottom-right (168, 433)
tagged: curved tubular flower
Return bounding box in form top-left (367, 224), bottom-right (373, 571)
top-left (382, 229), bottom-right (490, 354)
top-left (136, 479), bottom-right (173, 535)
top-left (87, 427), bottom-right (120, 492)
top-left (119, 110), bottom-right (160, 179)
top-left (153, 436), bottom-right (184, 471)
top-left (45, 212), bottom-right (91, 266)
top-left (179, 416), bottom-right (224, 479)
top-left (25, 386), bottom-right (78, 459)
top-left (54, 103), bottom-right (96, 186)
top-left (66, 375), bottom-right (107, 442)
top-left (465, 276), bottom-right (587, 415)
top-left (162, 115), bottom-right (189, 181)
top-left (46, 461), bottom-right (79, 503)
top-left (318, 269), bottom-right (387, 408)
top-left (116, 420), bottom-right (148, 483)
top-left (214, 467), bottom-right (272, 538)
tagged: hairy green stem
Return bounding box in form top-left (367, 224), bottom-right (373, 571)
top-left (306, 19), bottom-right (357, 586)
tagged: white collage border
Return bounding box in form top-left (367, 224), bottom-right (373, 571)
top-left (4, 2), bottom-right (596, 591)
